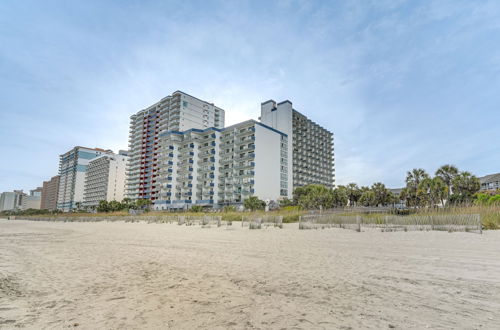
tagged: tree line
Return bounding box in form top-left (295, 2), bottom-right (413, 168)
top-left (92, 198), bottom-right (152, 212)
top-left (281, 164), bottom-right (483, 209)
top-left (401, 165), bottom-right (480, 207)
top-left (2, 164), bottom-right (486, 216)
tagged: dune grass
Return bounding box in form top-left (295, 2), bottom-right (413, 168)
top-left (15, 205), bottom-right (499, 229)
top-left (337, 205), bottom-right (499, 230)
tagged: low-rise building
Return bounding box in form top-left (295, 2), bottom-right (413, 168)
top-left (83, 151), bottom-right (128, 208)
top-left (479, 173), bottom-right (500, 191)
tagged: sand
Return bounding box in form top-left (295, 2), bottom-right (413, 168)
top-left (1, 219), bottom-right (499, 330)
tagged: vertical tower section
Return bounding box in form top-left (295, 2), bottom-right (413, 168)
top-left (126, 104), bottom-right (162, 202)
top-left (57, 146), bottom-right (113, 211)
top-left (83, 151), bottom-right (128, 208)
top-left (126, 91), bottom-right (226, 203)
top-left (41, 175), bottom-right (60, 210)
top-left (292, 110), bottom-right (334, 188)
top-left (260, 99), bottom-right (335, 191)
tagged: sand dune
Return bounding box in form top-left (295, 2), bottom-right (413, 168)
top-left (1, 219), bottom-right (499, 329)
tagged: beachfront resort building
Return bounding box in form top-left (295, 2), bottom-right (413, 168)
top-left (0, 190), bottom-right (25, 211)
top-left (153, 120), bottom-right (290, 210)
top-left (126, 91), bottom-right (225, 202)
top-left (57, 146), bottom-right (114, 212)
top-left (21, 187), bottom-right (42, 210)
top-left (41, 175), bottom-right (60, 210)
top-left (126, 91), bottom-right (333, 210)
top-left (83, 151), bottom-right (128, 208)
top-left (260, 100), bottom-right (335, 189)
top-left (479, 173), bottom-right (500, 191)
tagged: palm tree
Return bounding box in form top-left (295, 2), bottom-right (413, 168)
top-left (406, 168), bottom-right (429, 188)
top-left (345, 183), bottom-right (361, 206)
top-left (418, 177), bottom-right (448, 207)
top-left (431, 177), bottom-right (448, 207)
top-left (359, 190), bottom-right (376, 207)
top-left (405, 169), bottom-right (429, 207)
top-left (452, 171), bottom-right (480, 204)
top-left (417, 178), bottom-right (433, 207)
top-left (435, 164), bottom-right (459, 198)
top-left (371, 182), bottom-right (390, 206)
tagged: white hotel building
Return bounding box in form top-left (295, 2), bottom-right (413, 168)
top-left (153, 120), bottom-right (289, 210)
top-left (127, 91), bottom-right (334, 210)
top-left (260, 100), bottom-right (335, 189)
top-left (83, 151), bottom-right (128, 208)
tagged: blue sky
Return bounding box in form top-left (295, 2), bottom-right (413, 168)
top-left (1, 0), bottom-right (500, 192)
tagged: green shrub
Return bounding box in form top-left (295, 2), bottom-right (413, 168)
top-left (482, 213), bottom-right (499, 229)
top-left (281, 205), bottom-right (300, 212)
top-left (283, 214), bottom-right (300, 223)
top-left (244, 196), bottom-right (266, 211)
top-left (190, 205), bottom-right (203, 212)
top-left (488, 195), bottom-right (500, 206)
top-left (474, 193), bottom-right (491, 205)
top-left (223, 205), bottom-right (236, 212)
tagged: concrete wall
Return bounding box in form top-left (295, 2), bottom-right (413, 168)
top-left (260, 101), bottom-right (294, 197)
top-left (179, 93), bottom-right (225, 130)
top-left (107, 154), bottom-right (128, 202)
top-left (253, 124), bottom-right (284, 202)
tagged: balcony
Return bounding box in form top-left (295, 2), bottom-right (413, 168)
top-left (234, 162), bottom-right (255, 170)
top-left (237, 153), bottom-right (255, 161)
top-left (238, 170), bottom-right (255, 177)
top-left (219, 157), bottom-right (233, 164)
top-left (198, 166), bottom-right (216, 172)
top-left (221, 134), bottom-right (234, 142)
top-left (237, 145), bottom-right (255, 153)
top-left (199, 141), bottom-right (216, 150)
top-left (235, 136), bottom-right (255, 144)
top-left (236, 127), bottom-right (255, 136)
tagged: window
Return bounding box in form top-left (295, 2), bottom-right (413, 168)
top-left (182, 101), bottom-right (188, 107)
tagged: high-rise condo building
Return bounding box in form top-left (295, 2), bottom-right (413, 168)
top-left (57, 146), bottom-right (113, 212)
top-left (127, 91), bottom-right (225, 202)
top-left (153, 120), bottom-right (290, 210)
top-left (83, 151), bottom-right (128, 208)
top-left (260, 100), bottom-right (335, 189)
top-left (41, 175), bottom-right (60, 210)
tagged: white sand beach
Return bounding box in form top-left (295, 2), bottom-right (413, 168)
top-left (1, 219), bottom-right (499, 329)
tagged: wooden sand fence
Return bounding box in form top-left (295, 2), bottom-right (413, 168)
top-left (299, 214), bottom-right (361, 231)
top-left (18, 214), bottom-right (223, 226)
top-left (176, 215), bottom-right (222, 227)
top-left (299, 214), bottom-right (482, 234)
top-left (242, 215), bottom-right (283, 229)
